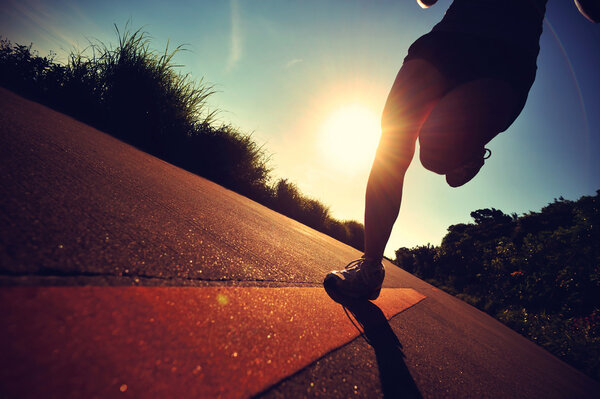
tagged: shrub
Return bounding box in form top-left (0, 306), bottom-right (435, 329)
top-left (393, 192), bottom-right (600, 380)
top-left (0, 27), bottom-right (366, 251)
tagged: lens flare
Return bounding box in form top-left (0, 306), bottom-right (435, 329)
top-left (319, 104), bottom-right (381, 172)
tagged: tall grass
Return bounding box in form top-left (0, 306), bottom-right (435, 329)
top-left (0, 26), bottom-right (365, 251)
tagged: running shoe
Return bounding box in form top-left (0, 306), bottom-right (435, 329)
top-left (323, 258), bottom-right (385, 301)
top-left (445, 147), bottom-right (491, 188)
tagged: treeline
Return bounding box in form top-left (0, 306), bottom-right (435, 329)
top-left (394, 191), bottom-right (600, 380)
top-left (0, 28), bottom-right (364, 251)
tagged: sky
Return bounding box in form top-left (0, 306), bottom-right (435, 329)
top-left (1, 0), bottom-right (599, 258)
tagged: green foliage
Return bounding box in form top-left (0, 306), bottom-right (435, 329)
top-left (271, 179), bottom-right (365, 250)
top-left (0, 28), bottom-right (366, 251)
top-left (393, 191), bottom-right (600, 380)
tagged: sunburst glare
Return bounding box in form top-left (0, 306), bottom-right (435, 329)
top-left (319, 104), bottom-right (381, 172)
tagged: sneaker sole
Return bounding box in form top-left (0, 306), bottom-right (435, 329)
top-left (323, 275), bottom-right (382, 303)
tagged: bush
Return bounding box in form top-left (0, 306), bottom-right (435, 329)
top-left (393, 191), bottom-right (600, 380)
top-left (0, 27), bottom-right (366, 251)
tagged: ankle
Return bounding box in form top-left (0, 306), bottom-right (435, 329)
top-left (361, 255), bottom-right (382, 267)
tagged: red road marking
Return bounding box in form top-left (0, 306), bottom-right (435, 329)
top-left (0, 287), bottom-right (425, 398)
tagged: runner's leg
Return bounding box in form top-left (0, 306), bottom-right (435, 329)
top-left (418, 78), bottom-right (519, 174)
top-left (363, 60), bottom-right (449, 261)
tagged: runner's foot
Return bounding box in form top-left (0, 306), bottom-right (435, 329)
top-left (445, 147), bottom-right (491, 187)
top-left (323, 258), bottom-right (385, 301)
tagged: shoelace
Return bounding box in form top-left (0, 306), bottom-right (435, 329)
top-left (344, 258), bottom-right (364, 270)
top-left (342, 305), bottom-right (372, 346)
top-left (340, 258), bottom-right (377, 344)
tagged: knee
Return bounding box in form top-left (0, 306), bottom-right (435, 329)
top-left (419, 123), bottom-right (478, 174)
top-left (381, 105), bottom-right (403, 136)
top-left (419, 147), bottom-right (448, 175)
top-left (373, 142), bottom-right (413, 178)
top-left (375, 128), bottom-right (417, 175)
top-left (418, 131), bottom-right (457, 174)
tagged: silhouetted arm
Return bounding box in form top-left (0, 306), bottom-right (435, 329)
top-left (574, 0), bottom-right (600, 23)
top-left (417, 0), bottom-right (438, 9)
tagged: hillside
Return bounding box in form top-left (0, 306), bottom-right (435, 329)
top-left (394, 192), bottom-right (600, 380)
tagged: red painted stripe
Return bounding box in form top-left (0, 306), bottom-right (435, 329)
top-left (0, 287), bottom-right (425, 398)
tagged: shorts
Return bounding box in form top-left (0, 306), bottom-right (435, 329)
top-left (404, 31), bottom-right (539, 129)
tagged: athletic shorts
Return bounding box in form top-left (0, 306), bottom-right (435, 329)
top-left (404, 31), bottom-right (539, 131)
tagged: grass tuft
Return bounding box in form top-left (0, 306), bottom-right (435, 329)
top-left (0, 25), bottom-right (365, 251)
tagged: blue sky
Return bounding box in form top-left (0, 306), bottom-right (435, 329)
top-left (2, 0), bottom-right (599, 257)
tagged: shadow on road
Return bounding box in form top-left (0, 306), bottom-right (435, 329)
top-left (340, 299), bottom-right (423, 399)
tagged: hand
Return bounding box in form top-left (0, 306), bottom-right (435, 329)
top-left (417, 0), bottom-right (438, 9)
top-left (575, 0), bottom-right (600, 23)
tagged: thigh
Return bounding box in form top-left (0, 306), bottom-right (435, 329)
top-left (377, 59), bottom-right (449, 171)
top-left (418, 78), bottom-right (520, 173)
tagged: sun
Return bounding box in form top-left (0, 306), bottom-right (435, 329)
top-left (319, 104), bottom-right (381, 172)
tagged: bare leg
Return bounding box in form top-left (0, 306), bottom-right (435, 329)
top-left (419, 78), bottom-right (519, 174)
top-left (363, 60), bottom-right (449, 261)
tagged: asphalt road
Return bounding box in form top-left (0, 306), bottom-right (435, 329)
top-left (1, 87), bottom-right (598, 398)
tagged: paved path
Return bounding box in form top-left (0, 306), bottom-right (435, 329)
top-left (1, 88), bottom-right (598, 398)
top-left (1, 286), bottom-right (424, 398)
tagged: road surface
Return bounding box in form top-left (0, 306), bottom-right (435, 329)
top-left (1, 88), bottom-right (597, 398)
